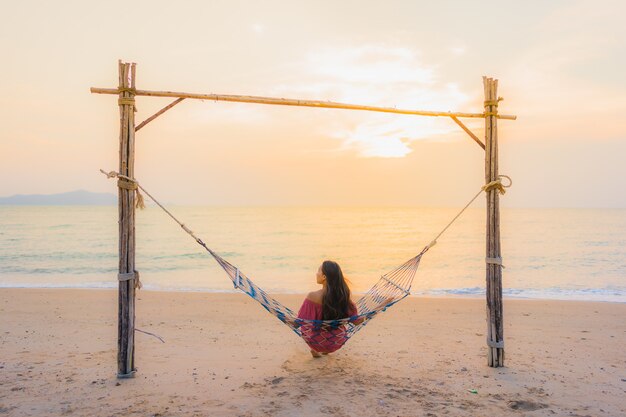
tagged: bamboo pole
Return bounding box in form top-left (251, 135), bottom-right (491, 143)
top-left (117, 61), bottom-right (138, 378)
top-left (483, 76), bottom-right (504, 367)
top-left (136, 98), bottom-right (185, 132)
top-left (90, 87), bottom-right (517, 120)
top-left (449, 116), bottom-right (485, 150)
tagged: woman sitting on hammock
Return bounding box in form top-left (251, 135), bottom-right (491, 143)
top-left (297, 260), bottom-right (363, 358)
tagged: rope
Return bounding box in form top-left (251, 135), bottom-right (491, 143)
top-left (117, 88), bottom-right (137, 111)
top-left (100, 169), bottom-right (201, 244)
top-left (425, 175), bottom-right (512, 250)
top-left (484, 97), bottom-right (503, 107)
top-left (100, 170), bottom-right (145, 209)
top-left (483, 97), bottom-right (503, 117)
top-left (118, 271), bottom-right (143, 288)
top-left (135, 328), bottom-right (165, 343)
top-left (483, 175), bottom-right (512, 194)
top-left (98, 169), bottom-right (511, 350)
top-left (117, 179), bottom-right (137, 190)
top-left (486, 257), bottom-right (505, 268)
top-left (118, 98), bottom-right (136, 106)
top-left (486, 338), bottom-right (504, 348)
top-left (100, 169), bottom-right (511, 254)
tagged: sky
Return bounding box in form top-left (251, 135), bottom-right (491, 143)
top-left (1, 0), bottom-right (625, 207)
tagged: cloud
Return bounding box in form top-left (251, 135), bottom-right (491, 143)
top-left (272, 44), bottom-right (472, 158)
top-left (306, 45), bottom-right (434, 85)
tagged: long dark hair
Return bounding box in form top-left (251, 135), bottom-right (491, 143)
top-left (321, 260), bottom-right (352, 320)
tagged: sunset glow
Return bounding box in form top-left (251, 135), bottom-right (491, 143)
top-left (0, 0), bottom-right (624, 207)
top-left (2, 3), bottom-right (626, 415)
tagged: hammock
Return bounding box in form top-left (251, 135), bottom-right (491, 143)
top-left (101, 170), bottom-right (510, 351)
top-left (208, 245), bottom-right (424, 351)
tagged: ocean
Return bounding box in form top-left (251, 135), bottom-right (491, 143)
top-left (1, 206), bottom-right (624, 302)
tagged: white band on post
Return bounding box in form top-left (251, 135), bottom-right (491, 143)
top-left (117, 271), bottom-right (142, 289)
top-left (487, 338), bottom-right (504, 348)
top-left (485, 257), bottom-right (504, 268)
top-left (118, 272), bottom-right (137, 281)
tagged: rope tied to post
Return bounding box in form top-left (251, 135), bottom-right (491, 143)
top-left (118, 97), bottom-right (136, 106)
top-left (117, 87), bottom-right (137, 94)
top-left (484, 97), bottom-right (503, 117)
top-left (100, 170), bottom-right (145, 209)
top-left (482, 175), bottom-right (512, 195)
top-left (425, 174), bottom-right (512, 250)
top-left (118, 271), bottom-right (143, 289)
top-left (100, 169), bottom-right (204, 245)
top-left (117, 88), bottom-right (137, 110)
top-left (483, 97), bottom-right (503, 107)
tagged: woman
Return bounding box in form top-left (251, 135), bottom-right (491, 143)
top-left (297, 260), bottom-right (361, 358)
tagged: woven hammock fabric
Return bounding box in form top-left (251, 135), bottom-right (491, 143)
top-left (99, 169), bottom-right (509, 351)
top-left (203, 243), bottom-right (427, 351)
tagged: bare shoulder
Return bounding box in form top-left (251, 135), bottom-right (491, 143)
top-left (306, 289), bottom-right (324, 304)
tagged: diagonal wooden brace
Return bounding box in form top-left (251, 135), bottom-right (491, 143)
top-left (450, 116), bottom-right (485, 150)
top-left (135, 98), bottom-right (185, 132)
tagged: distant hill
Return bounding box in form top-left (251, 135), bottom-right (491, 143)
top-left (0, 190), bottom-right (117, 205)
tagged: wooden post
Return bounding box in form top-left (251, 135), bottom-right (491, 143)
top-left (484, 76), bottom-right (504, 367)
top-left (117, 61), bottom-right (138, 377)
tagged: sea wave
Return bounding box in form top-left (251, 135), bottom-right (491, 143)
top-left (412, 286), bottom-right (626, 303)
top-left (1, 280), bottom-right (624, 303)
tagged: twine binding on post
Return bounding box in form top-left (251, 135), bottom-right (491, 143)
top-left (483, 97), bottom-right (503, 117)
top-left (482, 175), bottom-right (512, 195)
top-left (117, 98), bottom-right (136, 106)
top-left (117, 271), bottom-right (142, 289)
top-left (101, 170), bottom-right (145, 209)
top-left (486, 338), bottom-right (504, 349)
top-left (485, 257), bottom-right (505, 268)
top-left (117, 87), bottom-right (137, 94)
top-left (116, 179), bottom-right (136, 190)
top-left (117, 272), bottom-right (135, 281)
top-left (483, 97), bottom-right (503, 107)
top-left (117, 87), bottom-right (137, 111)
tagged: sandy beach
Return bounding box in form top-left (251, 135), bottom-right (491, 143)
top-left (1, 289), bottom-right (624, 416)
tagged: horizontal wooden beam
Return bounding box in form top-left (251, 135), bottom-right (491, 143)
top-left (90, 87), bottom-right (517, 120)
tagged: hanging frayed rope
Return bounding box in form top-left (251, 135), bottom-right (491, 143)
top-left (135, 328), bottom-right (165, 343)
top-left (100, 169), bottom-right (145, 209)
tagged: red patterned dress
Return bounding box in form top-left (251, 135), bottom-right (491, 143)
top-left (297, 298), bottom-right (358, 353)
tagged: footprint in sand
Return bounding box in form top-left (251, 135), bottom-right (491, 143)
top-left (319, 405), bottom-right (346, 416)
top-left (507, 400), bottom-right (548, 411)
